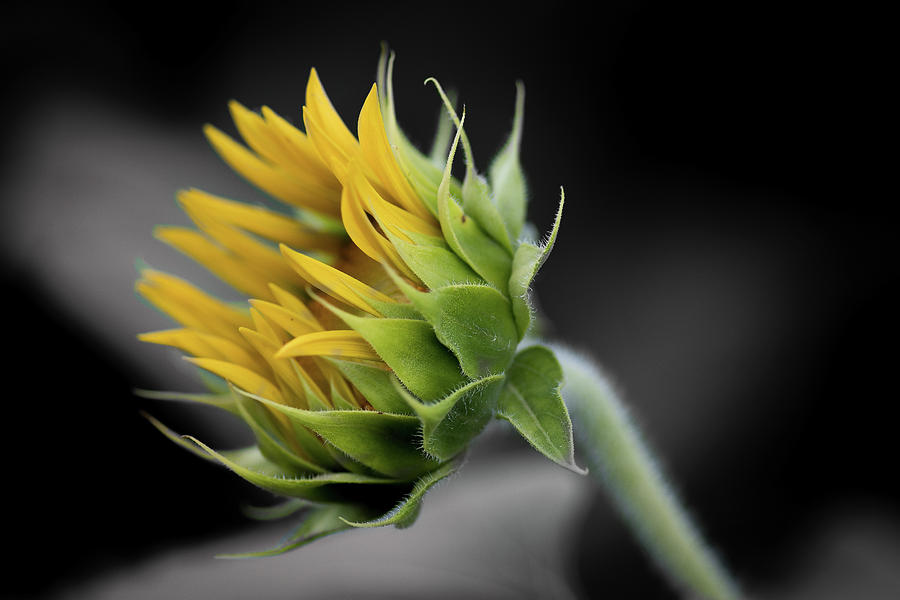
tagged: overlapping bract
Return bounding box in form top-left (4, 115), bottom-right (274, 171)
top-left (138, 51), bottom-right (580, 556)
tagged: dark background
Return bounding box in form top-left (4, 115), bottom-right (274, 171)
top-left (1, 2), bottom-right (893, 598)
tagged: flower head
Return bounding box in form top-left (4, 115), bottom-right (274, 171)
top-left (138, 49), bottom-right (581, 556)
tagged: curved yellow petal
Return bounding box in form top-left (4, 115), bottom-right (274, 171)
top-left (280, 244), bottom-right (395, 316)
top-left (139, 328), bottom-right (265, 373)
top-left (177, 189), bottom-right (343, 255)
top-left (179, 214), bottom-right (297, 288)
top-left (268, 284), bottom-right (323, 329)
top-left (275, 330), bottom-right (380, 361)
top-left (305, 68), bottom-right (360, 161)
top-left (340, 182), bottom-right (420, 282)
top-left (358, 84), bottom-right (433, 221)
top-left (301, 108), bottom-right (351, 183)
top-left (154, 226), bottom-right (274, 300)
top-left (204, 124), bottom-right (340, 217)
top-left (248, 299), bottom-right (322, 338)
top-left (239, 327), bottom-right (309, 408)
top-left (187, 357), bottom-right (284, 404)
top-left (260, 105), bottom-right (338, 185)
top-left (136, 270), bottom-right (251, 345)
top-left (347, 165), bottom-right (441, 241)
top-left (249, 307), bottom-right (285, 344)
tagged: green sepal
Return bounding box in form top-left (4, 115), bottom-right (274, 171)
top-left (329, 380), bottom-right (357, 411)
top-left (234, 393), bottom-right (328, 474)
top-left (246, 392), bottom-right (441, 479)
top-left (383, 228), bottom-right (483, 290)
top-left (508, 189), bottom-right (564, 339)
top-left (463, 172), bottom-right (515, 254)
top-left (427, 77), bottom-right (514, 253)
top-left (219, 502), bottom-right (378, 558)
top-left (388, 271), bottom-right (518, 378)
top-left (144, 412), bottom-right (400, 500)
top-left (367, 297), bottom-right (423, 320)
top-left (322, 443), bottom-right (380, 476)
top-left (489, 81), bottom-right (527, 242)
top-left (283, 410), bottom-right (342, 471)
top-left (375, 48), bottom-right (462, 215)
top-left (497, 345), bottom-right (585, 474)
top-left (436, 107), bottom-right (513, 292)
top-left (292, 363), bottom-right (330, 411)
top-left (313, 292), bottom-right (466, 402)
top-left (428, 88), bottom-right (456, 165)
top-left (134, 389), bottom-right (240, 417)
top-left (241, 499), bottom-right (310, 521)
top-left (327, 358), bottom-right (413, 415)
top-left (185, 435), bottom-right (405, 498)
top-left (341, 458), bottom-right (459, 529)
top-left (398, 374), bottom-right (504, 461)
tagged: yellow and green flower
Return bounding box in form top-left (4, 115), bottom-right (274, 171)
top-left (137, 49), bottom-right (579, 556)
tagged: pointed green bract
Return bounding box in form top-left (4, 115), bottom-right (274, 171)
top-left (248, 393), bottom-right (441, 479)
top-left (376, 49), bottom-right (462, 215)
top-left (437, 110), bottom-right (513, 292)
top-left (242, 499), bottom-right (310, 521)
top-left (399, 374), bottom-right (504, 460)
top-left (384, 229), bottom-right (482, 290)
top-left (489, 81), bottom-right (527, 241)
top-left (134, 389), bottom-right (240, 417)
top-left (219, 503), bottom-right (378, 558)
top-left (235, 394), bottom-right (328, 474)
top-left (314, 293), bottom-right (466, 401)
top-left (428, 77), bottom-right (514, 252)
top-left (342, 459), bottom-right (459, 528)
top-left (427, 77), bottom-right (514, 253)
top-left (497, 345), bottom-right (584, 473)
top-left (508, 189), bottom-right (564, 338)
top-left (390, 272), bottom-right (518, 378)
top-left (328, 358), bottom-right (413, 415)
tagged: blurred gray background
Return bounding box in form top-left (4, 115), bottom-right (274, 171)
top-left (1, 2), bottom-right (894, 598)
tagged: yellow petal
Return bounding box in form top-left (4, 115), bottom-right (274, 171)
top-left (154, 226), bottom-right (274, 300)
top-left (249, 307), bottom-right (285, 344)
top-left (358, 84), bottom-right (433, 221)
top-left (347, 164), bottom-right (441, 240)
top-left (204, 124), bottom-right (340, 217)
top-left (304, 68), bottom-right (360, 162)
top-left (301, 108), bottom-right (351, 183)
top-left (248, 299), bottom-right (321, 338)
top-left (280, 244), bottom-right (395, 316)
top-left (340, 182), bottom-right (420, 282)
top-left (275, 330), bottom-right (380, 361)
top-left (136, 270), bottom-right (250, 345)
top-left (177, 188), bottom-right (343, 254)
top-left (260, 105), bottom-right (338, 185)
top-left (187, 357), bottom-right (284, 404)
top-left (239, 327), bottom-right (308, 408)
top-left (268, 283), bottom-right (323, 328)
top-left (139, 328), bottom-right (265, 373)
top-left (180, 212), bottom-right (297, 288)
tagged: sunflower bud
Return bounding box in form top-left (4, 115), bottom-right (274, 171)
top-left (137, 48), bottom-right (582, 556)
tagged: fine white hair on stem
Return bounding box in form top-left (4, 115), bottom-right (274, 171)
top-left (549, 343), bottom-right (741, 600)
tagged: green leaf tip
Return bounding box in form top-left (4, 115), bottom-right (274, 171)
top-left (384, 267), bottom-right (518, 379)
top-left (340, 458), bottom-right (460, 529)
top-left (396, 373), bottom-right (505, 461)
top-left (498, 345), bottom-right (586, 474)
top-left (489, 80), bottom-right (527, 242)
top-left (508, 188), bottom-right (565, 339)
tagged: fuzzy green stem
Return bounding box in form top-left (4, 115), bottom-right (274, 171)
top-left (552, 345), bottom-right (740, 600)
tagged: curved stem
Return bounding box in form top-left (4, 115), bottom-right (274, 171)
top-left (552, 345), bottom-right (740, 600)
